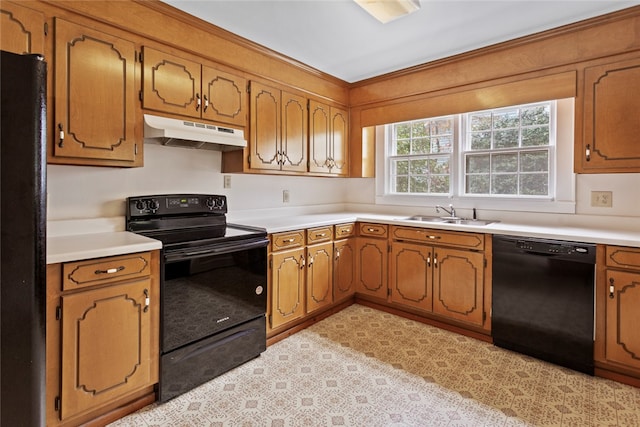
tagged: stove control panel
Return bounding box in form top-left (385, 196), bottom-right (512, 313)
top-left (127, 194), bottom-right (227, 217)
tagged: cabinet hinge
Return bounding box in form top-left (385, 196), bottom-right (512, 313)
top-left (44, 22), bottom-right (49, 36)
top-left (139, 90), bottom-right (143, 102)
top-left (55, 306), bottom-right (62, 320)
top-left (138, 51), bottom-right (143, 62)
top-left (247, 155), bottom-right (251, 165)
top-left (247, 82), bottom-right (251, 94)
top-left (54, 396), bottom-right (61, 412)
top-left (134, 144), bottom-right (138, 156)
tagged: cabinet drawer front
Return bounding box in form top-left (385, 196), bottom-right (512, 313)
top-left (359, 223), bottom-right (388, 238)
top-left (62, 252), bottom-right (151, 291)
top-left (307, 226), bottom-right (333, 243)
top-left (271, 230), bottom-right (305, 251)
top-left (334, 223), bottom-right (355, 239)
top-left (391, 226), bottom-right (484, 250)
top-left (606, 246), bottom-right (640, 270)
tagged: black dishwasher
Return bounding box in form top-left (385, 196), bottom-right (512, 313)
top-left (492, 235), bottom-right (596, 374)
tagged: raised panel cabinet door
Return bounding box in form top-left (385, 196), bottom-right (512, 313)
top-left (308, 100), bottom-right (330, 174)
top-left (54, 19), bottom-right (137, 162)
top-left (390, 242), bottom-right (432, 312)
top-left (334, 238), bottom-right (356, 301)
top-left (432, 248), bottom-right (484, 326)
top-left (202, 66), bottom-right (247, 127)
top-left (605, 270), bottom-right (640, 370)
top-left (142, 46), bottom-right (201, 119)
top-left (281, 90), bottom-right (307, 172)
top-left (0, 1), bottom-right (44, 54)
top-left (306, 242), bottom-right (333, 314)
top-left (270, 248), bottom-right (305, 329)
top-left (60, 279), bottom-right (152, 420)
top-left (249, 81), bottom-right (281, 171)
top-left (330, 106), bottom-right (349, 176)
top-left (356, 237), bottom-right (388, 299)
top-left (579, 57), bottom-right (640, 172)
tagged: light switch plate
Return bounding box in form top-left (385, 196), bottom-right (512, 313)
top-left (223, 175), bottom-right (231, 188)
top-left (591, 190), bottom-right (612, 207)
top-left (283, 190), bottom-right (290, 203)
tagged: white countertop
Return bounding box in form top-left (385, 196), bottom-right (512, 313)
top-left (47, 231), bottom-right (162, 264)
top-left (234, 212), bottom-right (640, 248)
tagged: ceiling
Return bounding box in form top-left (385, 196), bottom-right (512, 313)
top-left (163, 0), bottom-right (640, 83)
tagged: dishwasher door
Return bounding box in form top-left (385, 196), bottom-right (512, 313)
top-left (492, 235), bottom-right (596, 374)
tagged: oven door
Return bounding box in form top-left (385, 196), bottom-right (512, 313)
top-left (161, 237), bottom-right (268, 353)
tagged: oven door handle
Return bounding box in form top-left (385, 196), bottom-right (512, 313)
top-left (164, 238), bottom-right (268, 262)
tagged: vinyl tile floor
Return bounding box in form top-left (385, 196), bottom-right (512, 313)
top-left (109, 304), bottom-right (640, 427)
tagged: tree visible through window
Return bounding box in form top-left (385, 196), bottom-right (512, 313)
top-left (389, 116), bottom-right (454, 194)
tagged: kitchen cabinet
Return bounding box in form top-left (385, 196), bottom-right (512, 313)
top-left (334, 223), bottom-right (356, 302)
top-left (576, 55), bottom-right (640, 173)
top-left (390, 226), bottom-right (486, 328)
top-left (356, 223), bottom-right (388, 300)
top-left (0, 1), bottom-right (45, 55)
top-left (245, 81), bottom-right (307, 173)
top-left (269, 230), bottom-right (306, 330)
top-left (52, 18), bottom-right (139, 166)
top-left (309, 100), bottom-right (349, 176)
top-left (141, 46), bottom-right (247, 127)
top-left (306, 226), bottom-right (334, 314)
top-left (46, 251), bottom-right (159, 426)
top-left (596, 245), bottom-right (640, 376)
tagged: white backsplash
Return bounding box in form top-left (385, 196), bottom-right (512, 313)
top-left (48, 143), bottom-right (639, 230)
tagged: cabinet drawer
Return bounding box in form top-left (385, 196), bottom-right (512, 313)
top-left (307, 226), bottom-right (333, 244)
top-left (271, 230), bottom-right (305, 251)
top-left (62, 252), bottom-right (151, 291)
top-left (358, 223), bottom-right (388, 238)
top-left (606, 246), bottom-right (640, 271)
top-left (334, 223), bottom-right (355, 239)
top-left (391, 226), bottom-right (484, 250)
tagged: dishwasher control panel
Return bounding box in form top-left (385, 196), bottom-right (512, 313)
top-left (515, 239), bottom-right (591, 255)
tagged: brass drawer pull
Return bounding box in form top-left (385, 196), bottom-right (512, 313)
top-left (95, 266), bottom-right (125, 275)
top-left (283, 238), bottom-right (295, 243)
top-left (143, 288), bottom-right (150, 313)
top-left (315, 233), bottom-right (326, 238)
top-left (367, 228), bottom-right (379, 233)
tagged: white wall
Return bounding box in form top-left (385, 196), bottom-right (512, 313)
top-left (47, 144), bottom-right (348, 220)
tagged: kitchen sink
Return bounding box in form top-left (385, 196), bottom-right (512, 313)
top-left (404, 215), bottom-right (497, 226)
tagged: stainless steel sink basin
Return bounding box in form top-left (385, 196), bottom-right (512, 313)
top-left (404, 215), bottom-right (497, 226)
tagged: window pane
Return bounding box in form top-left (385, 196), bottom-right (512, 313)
top-left (494, 129), bottom-right (519, 148)
top-left (410, 158), bottom-right (428, 174)
top-left (394, 123), bottom-right (411, 139)
top-left (411, 121), bottom-right (428, 137)
top-left (430, 175), bottom-right (450, 193)
top-left (466, 154), bottom-right (490, 173)
top-left (470, 132), bottom-right (491, 150)
top-left (410, 176), bottom-right (428, 193)
top-left (393, 159), bottom-right (409, 175)
top-left (431, 119), bottom-right (453, 135)
top-left (412, 137), bottom-right (430, 154)
top-left (492, 153), bottom-right (518, 173)
top-left (432, 136), bottom-right (452, 153)
top-left (395, 176), bottom-right (408, 193)
top-left (521, 150), bottom-right (548, 172)
top-left (521, 105), bottom-right (550, 126)
top-left (396, 140), bottom-right (410, 155)
top-left (494, 110), bottom-right (519, 129)
top-left (470, 113), bottom-right (492, 131)
top-left (466, 175), bottom-right (490, 194)
top-left (492, 174), bottom-right (518, 194)
top-left (521, 126), bottom-right (549, 146)
top-left (429, 157), bottom-right (450, 174)
top-left (520, 173), bottom-right (548, 196)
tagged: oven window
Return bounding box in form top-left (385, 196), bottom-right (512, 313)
top-left (162, 246), bottom-right (267, 352)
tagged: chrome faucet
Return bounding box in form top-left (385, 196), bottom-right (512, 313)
top-left (435, 204), bottom-right (456, 218)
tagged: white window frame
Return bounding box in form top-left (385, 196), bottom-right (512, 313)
top-left (375, 98), bottom-right (576, 214)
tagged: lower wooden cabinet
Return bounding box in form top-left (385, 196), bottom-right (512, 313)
top-left (334, 236), bottom-right (356, 301)
top-left (356, 223), bottom-right (389, 300)
top-left (269, 246), bottom-right (306, 330)
top-left (47, 251), bottom-right (159, 426)
top-left (596, 245), bottom-right (640, 377)
top-left (306, 241), bottom-right (333, 314)
top-left (389, 241), bottom-right (432, 311)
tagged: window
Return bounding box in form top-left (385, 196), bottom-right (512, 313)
top-left (376, 99), bottom-right (575, 214)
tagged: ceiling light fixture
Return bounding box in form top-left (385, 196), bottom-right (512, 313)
top-left (354, 0), bottom-right (421, 24)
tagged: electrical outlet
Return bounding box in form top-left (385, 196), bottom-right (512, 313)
top-left (591, 190), bottom-right (612, 207)
top-left (283, 190), bottom-right (290, 203)
top-left (223, 175), bottom-right (231, 189)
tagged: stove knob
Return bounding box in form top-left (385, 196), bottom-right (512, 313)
top-left (148, 199), bottom-right (159, 212)
top-left (215, 197), bottom-right (225, 209)
top-left (135, 200), bottom-right (146, 211)
top-left (205, 197), bottom-right (215, 209)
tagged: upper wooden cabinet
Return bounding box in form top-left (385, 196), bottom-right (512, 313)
top-left (53, 18), bottom-right (139, 166)
top-left (0, 1), bottom-right (45, 55)
top-left (245, 81), bottom-right (307, 173)
top-left (141, 46), bottom-right (247, 127)
top-left (576, 55), bottom-right (640, 173)
top-left (309, 101), bottom-right (349, 176)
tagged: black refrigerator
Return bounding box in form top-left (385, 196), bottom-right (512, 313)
top-left (1, 50), bottom-right (47, 426)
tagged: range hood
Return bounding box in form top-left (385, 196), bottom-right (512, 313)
top-left (143, 114), bottom-right (246, 151)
